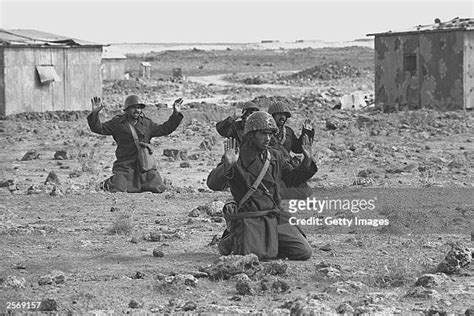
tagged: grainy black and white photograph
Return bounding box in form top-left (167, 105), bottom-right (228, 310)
top-left (0, 0), bottom-right (473, 314)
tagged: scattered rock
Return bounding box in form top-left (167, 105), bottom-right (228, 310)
top-left (437, 243), bottom-right (472, 274)
top-left (269, 278), bottom-right (290, 293)
top-left (176, 274), bottom-right (198, 287)
top-left (128, 299), bottom-right (142, 308)
top-left (21, 150), bottom-right (40, 161)
top-left (2, 275), bottom-right (26, 289)
top-left (319, 243), bottom-right (332, 251)
top-left (465, 307), bottom-right (474, 315)
top-left (307, 292), bottom-right (331, 301)
top-left (230, 273), bottom-right (251, 282)
top-left (163, 149), bottom-right (180, 160)
top-left (53, 150), bottom-right (68, 160)
top-left (229, 295), bottom-right (242, 301)
top-left (49, 185), bottom-right (63, 197)
top-left (236, 279), bottom-right (257, 295)
top-left (182, 301), bottom-right (197, 311)
top-left (190, 271), bottom-right (208, 278)
top-left (39, 298), bottom-right (58, 311)
top-left (324, 280), bottom-right (367, 295)
top-left (130, 237), bottom-right (139, 243)
top-left (44, 171), bottom-right (60, 185)
top-left (27, 184), bottom-right (44, 195)
top-left (336, 302), bottom-right (355, 314)
top-left (405, 287), bottom-right (440, 300)
top-left (188, 153), bottom-right (200, 160)
top-left (262, 260), bottom-right (288, 275)
top-left (325, 118), bottom-right (342, 130)
top-left (201, 254), bottom-right (262, 280)
top-left (132, 271), bottom-right (146, 279)
top-left (143, 232), bottom-right (163, 242)
top-left (291, 62), bottom-right (361, 81)
top-left (415, 273), bottom-right (447, 288)
top-left (188, 209), bottom-right (200, 217)
top-left (68, 170), bottom-right (82, 178)
top-left (180, 162), bottom-right (191, 168)
top-left (189, 201), bottom-right (224, 218)
top-left (0, 179), bottom-right (15, 188)
top-left (203, 201), bottom-right (224, 217)
top-left (423, 305), bottom-right (447, 316)
top-left (38, 270), bottom-right (66, 286)
top-left (153, 249), bottom-right (165, 257)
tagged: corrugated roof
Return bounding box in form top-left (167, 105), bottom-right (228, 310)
top-left (0, 28), bottom-right (102, 47)
top-left (367, 17), bottom-right (474, 36)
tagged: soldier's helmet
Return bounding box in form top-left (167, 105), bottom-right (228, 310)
top-left (123, 95), bottom-right (146, 111)
top-left (244, 111), bottom-right (278, 135)
top-left (241, 101), bottom-right (260, 114)
top-left (268, 100), bottom-right (292, 118)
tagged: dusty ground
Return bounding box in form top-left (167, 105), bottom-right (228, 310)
top-left (0, 47), bottom-right (473, 314)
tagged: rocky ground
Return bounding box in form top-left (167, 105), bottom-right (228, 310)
top-left (0, 46), bottom-right (473, 314)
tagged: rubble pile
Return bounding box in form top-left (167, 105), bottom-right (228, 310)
top-left (199, 254), bottom-right (287, 281)
top-left (6, 111), bottom-right (90, 121)
top-left (290, 62), bottom-right (362, 81)
top-left (437, 243), bottom-right (472, 274)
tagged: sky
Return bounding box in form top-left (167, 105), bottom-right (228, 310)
top-left (0, 0), bottom-right (473, 44)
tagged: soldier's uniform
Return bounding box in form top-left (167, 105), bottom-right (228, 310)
top-left (216, 101), bottom-right (259, 146)
top-left (87, 95), bottom-right (183, 193)
top-left (207, 112), bottom-right (317, 260)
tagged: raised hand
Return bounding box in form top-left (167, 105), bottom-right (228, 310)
top-left (303, 118), bottom-right (314, 131)
top-left (91, 96), bottom-right (104, 113)
top-left (173, 98), bottom-right (183, 113)
top-left (301, 134), bottom-right (313, 159)
top-left (223, 138), bottom-right (239, 167)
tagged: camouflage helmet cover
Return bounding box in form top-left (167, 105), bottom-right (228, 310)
top-left (268, 101), bottom-right (292, 118)
top-left (241, 101), bottom-right (260, 113)
top-left (244, 111), bottom-right (278, 135)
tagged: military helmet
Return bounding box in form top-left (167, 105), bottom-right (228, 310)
top-left (268, 101), bottom-right (292, 118)
top-left (123, 95), bottom-right (146, 111)
top-left (241, 101), bottom-right (260, 113)
top-left (244, 111), bottom-right (278, 135)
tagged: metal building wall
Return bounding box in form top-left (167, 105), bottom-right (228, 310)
top-left (1, 46), bottom-right (102, 116)
top-left (102, 59), bottom-right (125, 81)
top-left (0, 47), bottom-right (4, 116)
top-left (374, 31), bottom-right (466, 111)
top-left (419, 31), bottom-right (464, 110)
top-left (464, 31), bottom-right (474, 109)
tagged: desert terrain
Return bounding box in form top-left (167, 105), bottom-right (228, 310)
top-left (0, 46), bottom-right (473, 314)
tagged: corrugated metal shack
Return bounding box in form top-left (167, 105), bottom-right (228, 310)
top-left (367, 17), bottom-right (474, 111)
top-left (0, 29), bottom-right (103, 116)
top-left (102, 51), bottom-right (126, 80)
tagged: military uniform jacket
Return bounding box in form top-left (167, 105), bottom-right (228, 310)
top-left (216, 116), bottom-right (246, 146)
top-left (270, 125), bottom-right (315, 159)
top-left (207, 142), bottom-right (317, 213)
top-left (87, 111), bottom-right (183, 169)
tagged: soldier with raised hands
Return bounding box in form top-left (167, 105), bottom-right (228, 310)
top-left (207, 111), bottom-right (318, 260)
top-left (216, 101), bottom-right (260, 147)
top-left (87, 95), bottom-right (183, 193)
top-left (268, 100), bottom-right (315, 167)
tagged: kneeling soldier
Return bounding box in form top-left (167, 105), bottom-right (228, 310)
top-left (207, 111), bottom-right (317, 260)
